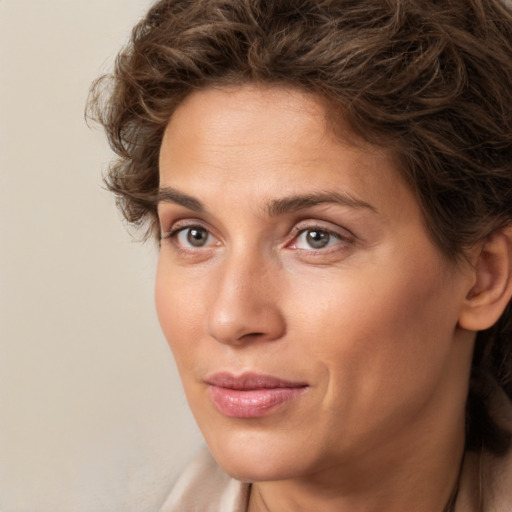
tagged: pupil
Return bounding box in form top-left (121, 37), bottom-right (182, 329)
top-left (187, 228), bottom-right (207, 247)
top-left (307, 230), bottom-right (329, 249)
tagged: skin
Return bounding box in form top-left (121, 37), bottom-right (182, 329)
top-left (155, 85), bottom-right (478, 512)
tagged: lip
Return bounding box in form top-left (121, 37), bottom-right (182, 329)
top-left (205, 372), bottom-right (308, 419)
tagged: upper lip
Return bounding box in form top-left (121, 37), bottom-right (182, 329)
top-left (205, 372), bottom-right (308, 390)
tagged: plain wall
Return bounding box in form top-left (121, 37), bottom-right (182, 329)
top-left (0, 2), bottom-right (202, 511)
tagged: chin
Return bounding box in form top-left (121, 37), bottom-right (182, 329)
top-left (203, 427), bottom-right (319, 483)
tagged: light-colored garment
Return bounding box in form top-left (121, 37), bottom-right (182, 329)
top-left (160, 390), bottom-right (512, 512)
top-left (160, 447), bottom-right (249, 512)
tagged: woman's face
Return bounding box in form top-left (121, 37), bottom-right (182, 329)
top-left (155, 85), bottom-right (475, 482)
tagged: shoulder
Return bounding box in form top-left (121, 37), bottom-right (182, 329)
top-left (159, 446), bottom-right (251, 512)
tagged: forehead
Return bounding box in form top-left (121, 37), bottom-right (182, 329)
top-left (161, 85), bottom-right (334, 163)
top-left (159, 85), bottom-right (402, 195)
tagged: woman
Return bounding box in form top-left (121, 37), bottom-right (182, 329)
top-left (89, 0), bottom-right (512, 510)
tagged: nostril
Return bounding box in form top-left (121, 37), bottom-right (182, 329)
top-left (239, 332), bottom-right (265, 341)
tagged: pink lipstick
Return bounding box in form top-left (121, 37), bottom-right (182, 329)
top-left (205, 372), bottom-right (308, 418)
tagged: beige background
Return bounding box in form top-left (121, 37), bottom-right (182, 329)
top-left (0, 1), bottom-right (202, 511)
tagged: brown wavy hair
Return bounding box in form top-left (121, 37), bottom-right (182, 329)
top-left (88, 0), bottom-right (512, 454)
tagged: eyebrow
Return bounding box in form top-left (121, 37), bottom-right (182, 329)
top-left (157, 187), bottom-right (205, 213)
top-left (157, 187), bottom-right (377, 216)
top-left (266, 191), bottom-right (377, 216)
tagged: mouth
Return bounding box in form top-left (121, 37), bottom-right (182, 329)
top-left (205, 372), bottom-right (309, 419)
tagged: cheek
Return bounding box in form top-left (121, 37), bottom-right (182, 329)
top-left (154, 261), bottom-right (205, 362)
top-left (289, 252), bottom-right (459, 396)
top-left (155, 264), bottom-right (176, 340)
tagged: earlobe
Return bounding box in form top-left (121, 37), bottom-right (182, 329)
top-left (458, 226), bottom-right (512, 332)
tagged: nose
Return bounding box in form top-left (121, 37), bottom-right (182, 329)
top-left (206, 252), bottom-right (286, 346)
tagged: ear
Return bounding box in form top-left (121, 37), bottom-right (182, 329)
top-left (458, 226), bottom-right (512, 331)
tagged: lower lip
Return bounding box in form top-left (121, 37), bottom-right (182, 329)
top-left (209, 386), bottom-right (307, 418)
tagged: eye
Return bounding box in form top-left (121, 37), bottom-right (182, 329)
top-left (161, 223), bottom-right (219, 250)
top-left (299, 229), bottom-right (333, 249)
top-left (176, 227), bottom-right (210, 247)
top-left (290, 228), bottom-right (347, 251)
top-left (175, 226), bottom-right (213, 248)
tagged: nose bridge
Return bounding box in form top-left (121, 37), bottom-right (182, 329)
top-left (206, 246), bottom-right (285, 345)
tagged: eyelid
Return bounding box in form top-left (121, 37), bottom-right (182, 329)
top-left (290, 220), bottom-right (355, 241)
top-left (285, 220), bottom-right (356, 256)
top-left (160, 218), bottom-right (209, 239)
